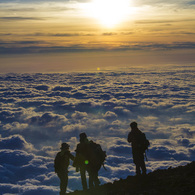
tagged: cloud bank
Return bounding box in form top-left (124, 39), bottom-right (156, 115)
top-left (0, 65), bottom-right (194, 194)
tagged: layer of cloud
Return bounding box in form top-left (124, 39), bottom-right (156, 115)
top-left (0, 41), bottom-right (195, 54)
top-left (0, 65), bottom-right (194, 194)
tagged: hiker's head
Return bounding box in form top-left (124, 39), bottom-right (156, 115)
top-left (60, 143), bottom-right (70, 150)
top-left (130, 121), bottom-right (138, 129)
top-left (79, 132), bottom-right (87, 142)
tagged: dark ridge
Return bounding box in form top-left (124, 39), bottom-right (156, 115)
top-left (68, 161), bottom-right (195, 195)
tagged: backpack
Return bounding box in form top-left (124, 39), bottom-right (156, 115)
top-left (139, 133), bottom-right (150, 153)
top-left (87, 141), bottom-right (107, 171)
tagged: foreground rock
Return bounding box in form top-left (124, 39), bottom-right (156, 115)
top-left (68, 161), bottom-right (195, 195)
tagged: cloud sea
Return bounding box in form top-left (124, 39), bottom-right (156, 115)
top-left (0, 64), bottom-right (194, 194)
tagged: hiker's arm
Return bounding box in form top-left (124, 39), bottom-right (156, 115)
top-left (69, 153), bottom-right (75, 161)
top-left (127, 132), bottom-right (133, 143)
top-left (72, 154), bottom-right (81, 172)
top-left (54, 153), bottom-right (60, 173)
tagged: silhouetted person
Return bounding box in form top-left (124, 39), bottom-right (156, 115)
top-left (73, 133), bottom-right (103, 190)
top-left (54, 143), bottom-right (74, 195)
top-left (128, 122), bottom-right (149, 176)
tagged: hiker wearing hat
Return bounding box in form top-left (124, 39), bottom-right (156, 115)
top-left (54, 143), bottom-right (74, 195)
top-left (127, 122), bottom-right (150, 176)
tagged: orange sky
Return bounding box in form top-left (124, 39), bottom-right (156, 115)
top-left (0, 0), bottom-right (195, 72)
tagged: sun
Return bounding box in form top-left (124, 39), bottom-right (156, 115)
top-left (82, 0), bottom-right (132, 28)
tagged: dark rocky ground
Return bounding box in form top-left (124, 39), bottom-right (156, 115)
top-left (68, 161), bottom-right (195, 195)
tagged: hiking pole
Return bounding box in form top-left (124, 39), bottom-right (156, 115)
top-left (102, 163), bottom-right (107, 171)
top-left (144, 152), bottom-right (148, 162)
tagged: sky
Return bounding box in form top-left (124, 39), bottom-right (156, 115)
top-left (0, 1), bottom-right (195, 195)
top-left (0, 0), bottom-right (195, 72)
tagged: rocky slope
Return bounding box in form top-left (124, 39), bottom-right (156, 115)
top-left (68, 161), bottom-right (195, 195)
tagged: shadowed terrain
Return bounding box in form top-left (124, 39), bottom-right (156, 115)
top-left (68, 161), bottom-right (195, 195)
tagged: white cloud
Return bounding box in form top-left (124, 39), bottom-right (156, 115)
top-left (103, 111), bottom-right (118, 120)
top-left (0, 65), bottom-right (194, 193)
top-left (0, 135), bottom-right (34, 152)
top-left (71, 111), bottom-right (88, 120)
top-left (62, 123), bottom-right (86, 132)
top-left (2, 122), bottom-right (28, 131)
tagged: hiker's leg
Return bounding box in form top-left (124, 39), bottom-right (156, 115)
top-left (57, 172), bottom-right (68, 195)
top-left (141, 163), bottom-right (146, 175)
top-left (133, 153), bottom-right (141, 176)
top-left (80, 167), bottom-right (87, 190)
top-left (135, 163), bottom-right (141, 176)
top-left (88, 169), bottom-right (94, 188)
top-left (88, 175), bottom-right (94, 188)
top-left (140, 154), bottom-right (146, 175)
top-left (94, 171), bottom-right (100, 187)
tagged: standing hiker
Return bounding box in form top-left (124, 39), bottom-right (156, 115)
top-left (73, 132), bottom-right (106, 190)
top-left (54, 143), bottom-right (74, 195)
top-left (127, 122), bottom-right (150, 176)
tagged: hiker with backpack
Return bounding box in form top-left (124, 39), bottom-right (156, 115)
top-left (127, 122), bottom-right (150, 176)
top-left (54, 143), bottom-right (74, 195)
top-left (73, 132), bottom-right (106, 190)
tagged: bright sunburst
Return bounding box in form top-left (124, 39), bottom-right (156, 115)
top-left (82, 0), bottom-right (133, 28)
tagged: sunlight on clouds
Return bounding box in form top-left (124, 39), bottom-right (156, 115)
top-left (80, 0), bottom-right (135, 28)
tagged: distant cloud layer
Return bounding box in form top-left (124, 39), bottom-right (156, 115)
top-left (0, 65), bottom-right (194, 194)
top-left (0, 40), bottom-right (195, 54)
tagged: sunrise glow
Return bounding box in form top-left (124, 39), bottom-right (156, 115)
top-left (81, 0), bottom-right (133, 28)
